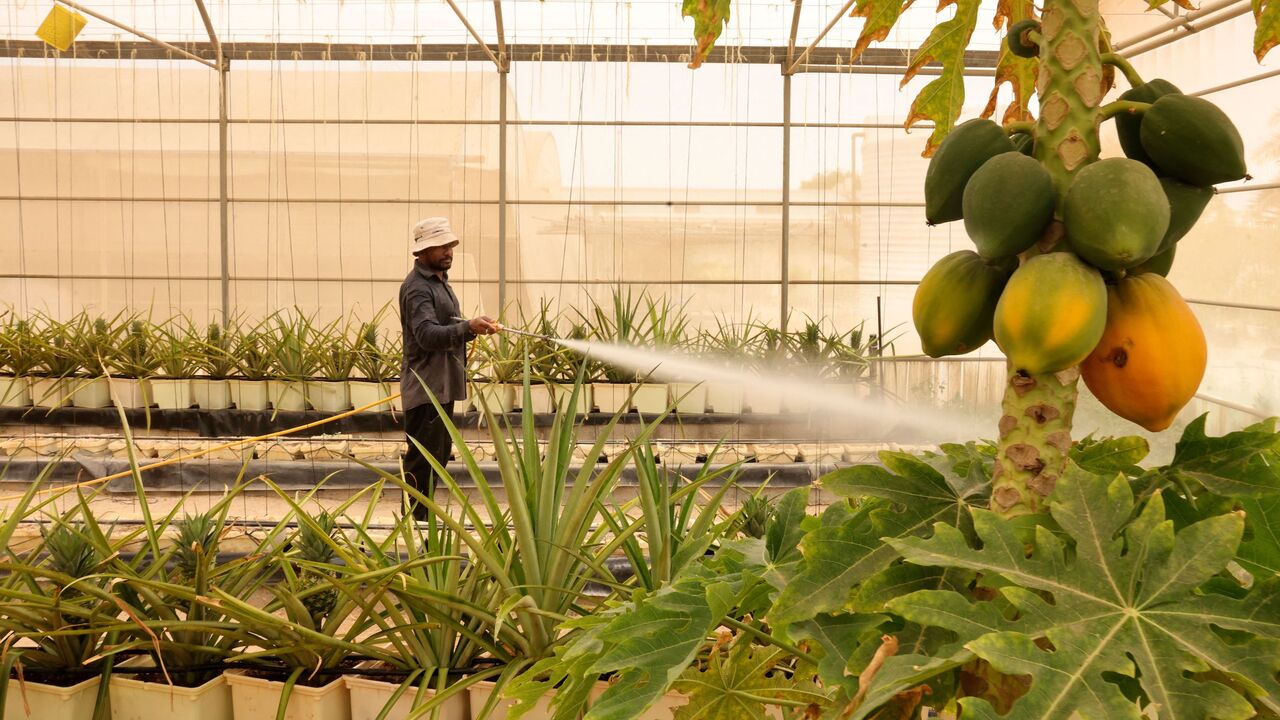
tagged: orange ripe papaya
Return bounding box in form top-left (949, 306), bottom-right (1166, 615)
top-left (1081, 274), bottom-right (1207, 432)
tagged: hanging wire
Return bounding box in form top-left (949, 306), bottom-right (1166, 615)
top-left (6, 11), bottom-right (30, 315)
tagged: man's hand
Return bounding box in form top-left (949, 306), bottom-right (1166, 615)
top-left (468, 315), bottom-right (501, 336)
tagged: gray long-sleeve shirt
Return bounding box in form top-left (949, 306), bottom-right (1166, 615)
top-left (399, 263), bottom-right (474, 411)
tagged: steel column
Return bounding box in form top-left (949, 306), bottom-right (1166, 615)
top-left (781, 73), bottom-right (792, 333)
top-left (498, 71), bottom-right (509, 314)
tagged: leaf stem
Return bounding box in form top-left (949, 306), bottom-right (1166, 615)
top-left (1100, 52), bottom-right (1145, 88)
top-left (1003, 121), bottom-right (1036, 135)
top-left (1099, 100), bottom-right (1152, 120)
top-left (721, 617), bottom-right (811, 660)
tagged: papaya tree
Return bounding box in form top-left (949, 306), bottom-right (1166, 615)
top-left (498, 3), bottom-right (1280, 719)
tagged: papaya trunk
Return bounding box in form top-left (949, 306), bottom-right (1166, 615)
top-left (991, 0), bottom-right (1109, 517)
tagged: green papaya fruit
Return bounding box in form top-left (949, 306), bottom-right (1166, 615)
top-left (1140, 94), bottom-right (1247, 185)
top-left (1131, 243), bottom-right (1176, 277)
top-left (1010, 132), bottom-right (1035, 156)
top-left (1007, 19), bottom-right (1041, 59)
top-left (913, 250), bottom-right (1014, 357)
top-left (1064, 158), bottom-right (1170, 271)
top-left (1116, 79), bottom-right (1180, 168)
top-left (1157, 177), bottom-right (1213, 251)
top-left (962, 153), bottom-right (1056, 260)
top-left (925, 119), bottom-right (1016, 225)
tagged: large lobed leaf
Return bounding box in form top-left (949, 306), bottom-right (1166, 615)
top-left (769, 448), bottom-right (987, 626)
top-left (1254, 0), bottom-right (1280, 60)
top-left (889, 464), bottom-right (1280, 719)
top-left (902, 0), bottom-right (983, 156)
top-left (1168, 414), bottom-right (1280, 498)
top-left (981, 0), bottom-right (1038, 125)
top-left (673, 643), bottom-right (828, 719)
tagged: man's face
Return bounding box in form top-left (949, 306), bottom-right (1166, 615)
top-left (418, 242), bottom-right (456, 273)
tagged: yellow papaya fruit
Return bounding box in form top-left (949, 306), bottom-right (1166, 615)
top-left (993, 252), bottom-right (1108, 375)
top-left (1081, 274), bottom-right (1206, 432)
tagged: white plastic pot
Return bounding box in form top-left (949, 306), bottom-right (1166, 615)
top-left (231, 380), bottom-right (270, 411)
top-left (346, 671), bottom-right (468, 720)
top-left (152, 379), bottom-right (194, 410)
top-left (592, 383), bottom-right (631, 414)
top-left (309, 381), bottom-right (351, 413)
top-left (110, 671), bottom-right (231, 720)
top-left (225, 669), bottom-right (350, 720)
top-left (630, 383), bottom-right (669, 415)
top-left (705, 383), bottom-right (744, 415)
top-left (348, 381), bottom-right (392, 412)
top-left (110, 378), bottom-right (152, 409)
top-left (268, 381), bottom-right (308, 412)
top-left (0, 376), bottom-right (31, 407)
top-left (472, 384), bottom-right (515, 414)
top-left (670, 383), bottom-right (708, 415)
top-left (192, 379), bottom-right (233, 410)
top-left (524, 384), bottom-right (555, 414)
top-left (4, 675), bottom-right (100, 719)
top-left (69, 377), bottom-right (112, 408)
top-left (467, 680), bottom-right (554, 720)
top-left (744, 387), bottom-right (782, 415)
top-left (28, 377), bottom-right (70, 409)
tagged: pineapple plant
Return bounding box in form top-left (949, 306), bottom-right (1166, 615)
top-left (168, 512), bottom-right (220, 589)
top-left (288, 511), bottom-right (339, 624)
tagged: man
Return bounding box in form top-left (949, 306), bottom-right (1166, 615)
top-left (399, 217), bottom-right (500, 520)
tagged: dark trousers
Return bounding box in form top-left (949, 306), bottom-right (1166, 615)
top-left (402, 401), bottom-right (455, 520)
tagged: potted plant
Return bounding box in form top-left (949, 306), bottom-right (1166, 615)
top-left (110, 319), bottom-right (162, 409)
top-left (310, 318), bottom-right (354, 414)
top-left (743, 321), bottom-right (786, 415)
top-left (63, 315), bottom-right (121, 409)
top-left (699, 316), bottom-right (755, 415)
top-left (0, 316), bottom-right (36, 407)
top-left (152, 319), bottom-right (199, 409)
top-left (230, 320), bottom-right (273, 411)
top-left (631, 294), bottom-right (689, 415)
top-left (350, 321), bottom-right (395, 413)
top-left (582, 289), bottom-right (650, 414)
top-left (267, 313), bottom-right (319, 412)
top-left (469, 333), bottom-right (523, 414)
top-left (0, 516), bottom-right (121, 719)
top-left (30, 313), bottom-right (81, 409)
top-left (193, 323), bottom-right (236, 410)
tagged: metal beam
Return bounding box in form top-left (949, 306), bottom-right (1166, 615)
top-left (193, 0), bottom-right (230, 327)
top-left (1119, 2), bottom-right (1252, 57)
top-left (441, 0), bottom-right (502, 71)
top-left (493, 0), bottom-right (508, 72)
top-left (1190, 68), bottom-right (1280, 97)
top-left (797, 64), bottom-right (996, 77)
top-left (0, 40), bottom-right (998, 68)
top-left (1112, 0), bottom-right (1243, 50)
top-left (786, 0), bottom-right (859, 75)
top-left (498, 72), bottom-right (508, 314)
top-left (0, 116), bottom-right (933, 130)
top-left (49, 0), bottom-right (217, 69)
top-left (0, 195), bottom-right (927, 207)
top-left (786, 0), bottom-right (804, 69)
top-left (1214, 182), bottom-right (1280, 194)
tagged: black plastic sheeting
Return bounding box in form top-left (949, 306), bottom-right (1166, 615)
top-left (1, 457), bottom-right (830, 492)
top-left (0, 406), bottom-right (751, 438)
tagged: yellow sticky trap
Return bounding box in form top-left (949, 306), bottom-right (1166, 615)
top-left (35, 5), bottom-right (88, 52)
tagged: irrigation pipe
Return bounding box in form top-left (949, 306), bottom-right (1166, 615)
top-left (0, 390), bottom-right (403, 502)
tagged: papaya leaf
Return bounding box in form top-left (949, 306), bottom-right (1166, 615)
top-left (1169, 414), bottom-right (1280, 498)
top-left (849, 0), bottom-right (918, 59)
top-left (1148, 0), bottom-right (1196, 12)
top-left (891, 465), bottom-right (1280, 719)
top-left (1069, 435), bottom-right (1149, 476)
top-left (788, 612), bottom-right (888, 694)
top-left (902, 0), bottom-right (982, 156)
top-left (1239, 495), bottom-right (1280, 580)
top-left (764, 487), bottom-right (811, 582)
top-left (681, 0), bottom-right (731, 69)
top-left (672, 643), bottom-right (829, 720)
top-left (1258, 0), bottom-right (1280, 61)
top-left (769, 452), bottom-right (986, 626)
top-left (983, 0), bottom-right (1038, 124)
